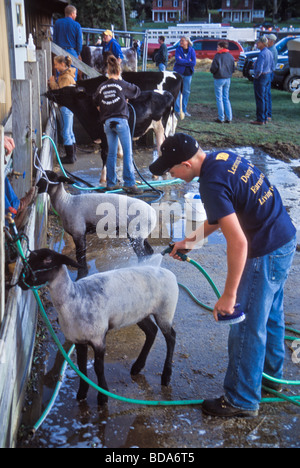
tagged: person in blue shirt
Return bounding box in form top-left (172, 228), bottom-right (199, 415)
top-left (53, 5), bottom-right (82, 79)
top-left (251, 36), bottom-right (274, 125)
top-left (266, 34), bottom-right (278, 121)
top-left (149, 133), bottom-right (296, 418)
top-left (173, 36), bottom-right (196, 117)
top-left (102, 30), bottom-right (124, 73)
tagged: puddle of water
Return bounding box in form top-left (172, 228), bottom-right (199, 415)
top-left (18, 145), bottom-right (300, 448)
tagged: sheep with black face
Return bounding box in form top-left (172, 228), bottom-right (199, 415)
top-left (19, 248), bottom-right (178, 405)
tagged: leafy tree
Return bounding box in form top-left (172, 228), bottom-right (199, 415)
top-left (71, 0), bottom-right (131, 29)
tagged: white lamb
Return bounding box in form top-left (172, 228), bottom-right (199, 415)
top-left (36, 170), bottom-right (156, 279)
top-left (19, 248), bottom-right (179, 405)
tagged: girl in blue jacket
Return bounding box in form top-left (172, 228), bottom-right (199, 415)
top-left (173, 37), bottom-right (196, 117)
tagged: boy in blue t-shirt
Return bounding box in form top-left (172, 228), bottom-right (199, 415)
top-left (149, 133), bottom-right (296, 418)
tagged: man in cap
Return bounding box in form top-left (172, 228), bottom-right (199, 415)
top-left (251, 35), bottom-right (274, 125)
top-left (102, 29), bottom-right (124, 66)
top-left (149, 133), bottom-right (296, 417)
top-left (266, 34), bottom-right (278, 121)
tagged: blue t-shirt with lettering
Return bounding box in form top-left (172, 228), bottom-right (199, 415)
top-left (199, 151), bottom-right (296, 258)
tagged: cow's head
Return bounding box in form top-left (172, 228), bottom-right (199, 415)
top-left (44, 85), bottom-right (103, 141)
top-left (44, 86), bottom-right (87, 107)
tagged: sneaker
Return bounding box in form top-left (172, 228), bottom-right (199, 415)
top-left (185, 111), bottom-right (191, 117)
top-left (214, 118), bottom-right (224, 124)
top-left (123, 185), bottom-right (143, 195)
top-left (202, 396), bottom-right (258, 418)
top-left (106, 184), bottom-right (121, 191)
top-left (250, 120), bottom-right (265, 126)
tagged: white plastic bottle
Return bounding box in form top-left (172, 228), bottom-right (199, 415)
top-left (27, 33), bottom-right (36, 62)
top-left (184, 192), bottom-right (207, 247)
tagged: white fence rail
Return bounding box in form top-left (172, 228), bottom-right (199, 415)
top-left (146, 25), bottom-right (258, 43)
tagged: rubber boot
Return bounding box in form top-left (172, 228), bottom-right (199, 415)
top-left (73, 143), bottom-right (77, 161)
top-left (60, 145), bottom-right (75, 164)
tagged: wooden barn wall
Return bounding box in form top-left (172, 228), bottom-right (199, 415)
top-left (0, 39), bottom-right (57, 447)
top-left (0, 113), bottom-right (56, 447)
top-left (24, 0), bottom-right (67, 49)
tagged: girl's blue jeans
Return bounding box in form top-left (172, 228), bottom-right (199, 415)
top-left (59, 106), bottom-right (75, 146)
top-left (214, 78), bottom-right (232, 122)
top-left (224, 235), bottom-right (297, 411)
top-left (175, 74), bottom-right (192, 113)
top-left (104, 117), bottom-right (136, 188)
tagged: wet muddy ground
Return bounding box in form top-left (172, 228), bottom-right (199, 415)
top-left (18, 144), bottom-right (300, 448)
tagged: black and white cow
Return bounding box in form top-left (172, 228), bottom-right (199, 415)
top-left (81, 45), bottom-right (138, 74)
top-left (46, 71), bottom-right (183, 183)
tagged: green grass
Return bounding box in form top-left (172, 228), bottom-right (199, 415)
top-left (177, 71), bottom-right (300, 161)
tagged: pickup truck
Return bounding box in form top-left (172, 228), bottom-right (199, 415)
top-left (237, 35), bottom-right (300, 92)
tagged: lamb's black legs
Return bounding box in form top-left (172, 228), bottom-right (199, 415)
top-left (76, 342), bottom-right (109, 405)
top-left (75, 343), bottom-right (89, 401)
top-left (131, 317), bottom-right (158, 376)
top-left (93, 345), bottom-right (109, 405)
top-left (76, 318), bottom-right (176, 406)
top-left (131, 317), bottom-right (176, 386)
top-left (160, 327), bottom-right (176, 386)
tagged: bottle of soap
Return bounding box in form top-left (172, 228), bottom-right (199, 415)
top-left (27, 33), bottom-right (36, 62)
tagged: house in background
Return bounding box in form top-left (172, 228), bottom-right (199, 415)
top-left (152, 0), bottom-right (186, 23)
top-left (221, 0), bottom-right (265, 23)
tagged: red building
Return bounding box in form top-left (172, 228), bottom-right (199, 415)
top-left (221, 0), bottom-right (264, 23)
top-left (152, 0), bottom-right (186, 23)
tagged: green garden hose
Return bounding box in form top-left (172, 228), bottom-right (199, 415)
top-left (41, 135), bottom-right (183, 193)
top-left (8, 221), bottom-right (298, 427)
top-left (9, 137), bottom-right (300, 432)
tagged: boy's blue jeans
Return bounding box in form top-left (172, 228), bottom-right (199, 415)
top-left (224, 235), bottom-right (296, 411)
top-left (104, 117), bottom-right (136, 188)
top-left (214, 78), bottom-right (232, 122)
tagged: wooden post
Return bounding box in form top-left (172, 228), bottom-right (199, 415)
top-left (50, 42), bottom-right (101, 78)
top-left (41, 40), bottom-right (52, 82)
top-left (36, 49), bottom-right (49, 130)
top-left (11, 80), bottom-right (32, 199)
top-left (0, 126), bottom-right (4, 325)
top-left (24, 62), bottom-right (42, 149)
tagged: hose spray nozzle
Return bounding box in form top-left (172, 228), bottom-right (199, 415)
top-left (161, 243), bottom-right (188, 261)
